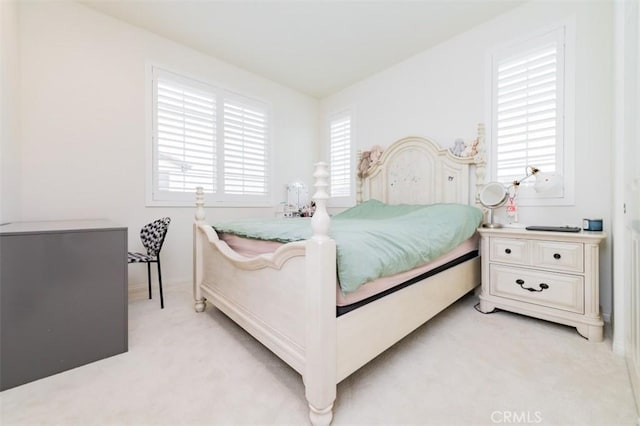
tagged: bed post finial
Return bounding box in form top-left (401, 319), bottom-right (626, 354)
top-left (311, 162), bottom-right (330, 240)
top-left (195, 187), bottom-right (206, 222)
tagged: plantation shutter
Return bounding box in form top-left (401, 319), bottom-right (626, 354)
top-left (330, 112), bottom-right (352, 197)
top-left (154, 69), bottom-right (217, 196)
top-left (493, 28), bottom-right (564, 187)
top-left (222, 95), bottom-right (269, 197)
top-left (151, 66), bottom-right (272, 205)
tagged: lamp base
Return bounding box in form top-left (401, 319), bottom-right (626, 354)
top-left (502, 223), bottom-right (527, 229)
top-left (482, 223), bottom-right (503, 229)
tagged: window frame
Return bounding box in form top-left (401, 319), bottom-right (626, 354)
top-left (146, 65), bottom-right (273, 207)
top-left (486, 20), bottom-right (575, 206)
top-left (327, 108), bottom-right (355, 207)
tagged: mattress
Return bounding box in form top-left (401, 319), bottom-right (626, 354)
top-left (214, 201), bottom-right (483, 293)
top-left (218, 231), bottom-right (479, 311)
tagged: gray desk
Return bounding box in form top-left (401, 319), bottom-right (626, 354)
top-left (0, 220), bottom-right (128, 391)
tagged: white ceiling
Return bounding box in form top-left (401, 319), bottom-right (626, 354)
top-left (81, 1), bottom-right (525, 98)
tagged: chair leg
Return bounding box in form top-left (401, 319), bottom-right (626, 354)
top-left (157, 259), bottom-right (164, 309)
top-left (147, 262), bottom-right (152, 299)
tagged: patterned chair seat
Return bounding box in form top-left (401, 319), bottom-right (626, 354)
top-left (128, 252), bottom-right (156, 263)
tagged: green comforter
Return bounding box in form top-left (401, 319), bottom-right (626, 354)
top-left (213, 200), bottom-right (482, 293)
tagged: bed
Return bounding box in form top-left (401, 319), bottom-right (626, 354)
top-left (193, 124), bottom-right (486, 425)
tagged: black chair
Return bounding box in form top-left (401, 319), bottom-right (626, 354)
top-left (128, 217), bottom-right (171, 309)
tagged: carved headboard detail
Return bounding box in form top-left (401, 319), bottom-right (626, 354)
top-left (357, 123), bottom-right (486, 207)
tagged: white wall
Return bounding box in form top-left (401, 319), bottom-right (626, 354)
top-left (0, 0), bottom-right (21, 224)
top-left (17, 1), bottom-right (319, 287)
top-left (320, 2), bottom-right (615, 318)
top-left (13, 0), bottom-right (616, 318)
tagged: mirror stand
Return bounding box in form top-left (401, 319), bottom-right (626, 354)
top-left (483, 208), bottom-right (502, 228)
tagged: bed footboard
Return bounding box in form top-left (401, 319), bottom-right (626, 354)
top-left (193, 163), bottom-right (338, 426)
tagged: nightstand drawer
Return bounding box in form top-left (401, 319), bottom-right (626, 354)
top-left (531, 241), bottom-right (583, 273)
top-left (490, 238), bottom-right (529, 265)
top-left (489, 265), bottom-right (584, 314)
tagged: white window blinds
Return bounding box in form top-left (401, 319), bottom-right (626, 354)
top-left (492, 28), bottom-right (564, 190)
top-left (223, 96), bottom-right (269, 196)
top-left (151, 67), bottom-right (271, 205)
top-left (329, 112), bottom-right (352, 198)
top-left (154, 69), bottom-right (216, 195)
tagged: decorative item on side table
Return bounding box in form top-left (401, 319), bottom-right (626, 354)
top-left (479, 182), bottom-right (508, 228)
top-left (476, 226), bottom-right (606, 341)
top-left (582, 218), bottom-right (603, 231)
top-left (478, 165), bottom-right (558, 228)
top-left (285, 180), bottom-right (312, 217)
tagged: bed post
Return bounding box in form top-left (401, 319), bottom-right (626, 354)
top-left (305, 162), bottom-right (337, 426)
top-left (474, 123), bottom-right (487, 208)
top-left (194, 186), bottom-right (206, 313)
top-left (356, 150), bottom-right (363, 204)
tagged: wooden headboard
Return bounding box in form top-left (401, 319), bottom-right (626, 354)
top-left (358, 123), bottom-right (486, 206)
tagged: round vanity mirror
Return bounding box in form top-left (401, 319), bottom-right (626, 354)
top-left (479, 182), bottom-right (508, 228)
top-left (480, 182), bottom-right (508, 208)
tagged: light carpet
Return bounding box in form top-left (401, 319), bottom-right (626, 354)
top-left (1, 283), bottom-right (638, 425)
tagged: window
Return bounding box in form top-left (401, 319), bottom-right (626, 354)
top-left (221, 95), bottom-right (269, 199)
top-left (329, 111), bottom-right (352, 198)
top-left (150, 67), bottom-right (270, 206)
top-left (154, 69), bottom-right (217, 198)
top-left (490, 24), bottom-right (573, 204)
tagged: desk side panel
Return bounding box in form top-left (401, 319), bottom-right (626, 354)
top-left (1, 228), bottom-right (128, 390)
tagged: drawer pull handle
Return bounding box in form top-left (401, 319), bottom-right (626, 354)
top-left (553, 253), bottom-right (561, 260)
top-left (515, 279), bottom-right (549, 292)
top-left (505, 248), bottom-right (512, 254)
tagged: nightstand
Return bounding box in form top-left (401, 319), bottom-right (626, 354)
top-left (477, 227), bottom-right (606, 341)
